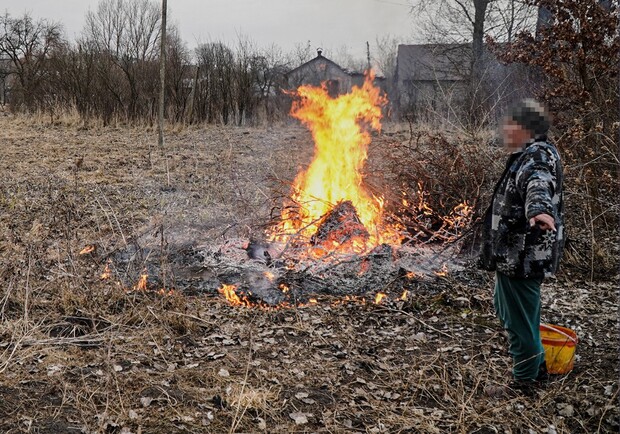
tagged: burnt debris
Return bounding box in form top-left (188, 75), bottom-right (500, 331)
top-left (311, 200), bottom-right (369, 247)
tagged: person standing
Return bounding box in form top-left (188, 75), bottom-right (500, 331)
top-left (479, 99), bottom-right (565, 393)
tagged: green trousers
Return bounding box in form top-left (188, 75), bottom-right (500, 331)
top-left (494, 271), bottom-right (546, 381)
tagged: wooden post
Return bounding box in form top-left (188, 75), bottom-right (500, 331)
top-left (158, 0), bottom-right (167, 147)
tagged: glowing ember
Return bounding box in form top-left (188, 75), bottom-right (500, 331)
top-left (448, 201), bottom-right (473, 232)
top-left (435, 263), bottom-right (449, 277)
top-left (134, 271), bottom-right (148, 291)
top-left (79, 245), bottom-right (96, 255)
top-left (272, 71), bottom-right (402, 253)
top-left (400, 290), bottom-right (409, 301)
top-left (100, 260), bottom-right (112, 280)
top-left (358, 258), bottom-right (371, 276)
top-left (374, 292), bottom-right (387, 304)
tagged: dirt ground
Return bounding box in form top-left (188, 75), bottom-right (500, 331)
top-left (0, 115), bottom-right (618, 433)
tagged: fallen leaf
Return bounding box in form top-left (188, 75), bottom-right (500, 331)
top-left (206, 353), bottom-right (225, 360)
top-left (289, 412), bottom-right (311, 425)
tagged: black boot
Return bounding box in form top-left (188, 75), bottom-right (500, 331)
top-left (535, 362), bottom-right (550, 383)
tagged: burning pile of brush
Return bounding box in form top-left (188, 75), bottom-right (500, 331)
top-left (216, 72), bottom-right (472, 308)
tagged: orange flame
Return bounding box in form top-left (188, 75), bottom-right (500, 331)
top-left (218, 284), bottom-right (252, 307)
top-left (79, 245), bottom-right (96, 255)
top-left (100, 260), bottom-right (112, 280)
top-left (134, 271), bottom-right (148, 291)
top-left (272, 71), bottom-right (402, 253)
top-left (435, 263), bottom-right (449, 277)
top-left (448, 201), bottom-right (473, 231)
top-left (374, 292), bottom-right (387, 304)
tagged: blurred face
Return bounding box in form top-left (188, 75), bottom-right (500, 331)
top-left (501, 119), bottom-right (533, 152)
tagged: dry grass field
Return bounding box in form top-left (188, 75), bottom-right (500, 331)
top-left (0, 115), bottom-right (618, 433)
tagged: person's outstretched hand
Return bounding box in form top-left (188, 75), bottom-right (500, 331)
top-left (529, 213), bottom-right (556, 232)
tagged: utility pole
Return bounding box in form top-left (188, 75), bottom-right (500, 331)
top-left (366, 41), bottom-right (371, 72)
top-left (158, 0), bottom-right (167, 147)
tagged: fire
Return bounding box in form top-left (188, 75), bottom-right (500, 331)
top-left (134, 271), bottom-right (149, 291)
top-left (272, 71), bottom-right (402, 253)
top-left (374, 292), bottom-right (387, 304)
top-left (100, 260), bottom-right (112, 280)
top-left (79, 245), bottom-right (96, 255)
top-left (435, 263), bottom-right (449, 277)
top-left (400, 290), bottom-right (409, 301)
top-left (218, 284), bottom-right (252, 307)
top-left (448, 201), bottom-right (472, 232)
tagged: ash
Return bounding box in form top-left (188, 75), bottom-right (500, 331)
top-left (108, 229), bottom-right (465, 306)
top-left (182, 237), bottom-right (465, 306)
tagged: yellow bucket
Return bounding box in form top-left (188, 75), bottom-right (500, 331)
top-left (540, 323), bottom-right (578, 374)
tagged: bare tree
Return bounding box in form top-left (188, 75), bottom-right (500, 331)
top-left (410, 0), bottom-right (534, 74)
top-left (47, 38), bottom-right (97, 122)
top-left (291, 41), bottom-right (314, 65)
top-left (252, 44), bottom-right (288, 123)
top-left (85, 0), bottom-right (160, 61)
top-left (83, 0), bottom-right (162, 119)
top-left (0, 12), bottom-right (63, 111)
top-left (235, 36), bottom-right (258, 125)
top-left (195, 41), bottom-right (236, 124)
top-left (164, 27), bottom-right (192, 123)
top-left (491, 0), bottom-right (534, 41)
top-left (333, 45), bottom-right (367, 73)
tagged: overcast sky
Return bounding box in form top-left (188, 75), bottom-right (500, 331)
top-left (2, 0), bottom-right (418, 61)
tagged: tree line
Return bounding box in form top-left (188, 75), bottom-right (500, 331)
top-left (0, 0), bottom-right (309, 125)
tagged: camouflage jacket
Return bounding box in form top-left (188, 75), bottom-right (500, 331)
top-left (478, 138), bottom-right (565, 279)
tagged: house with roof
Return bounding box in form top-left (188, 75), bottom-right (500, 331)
top-left (285, 49), bottom-right (384, 97)
top-left (394, 44), bottom-right (526, 124)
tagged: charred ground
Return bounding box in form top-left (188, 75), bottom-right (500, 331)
top-left (0, 116), bottom-right (617, 433)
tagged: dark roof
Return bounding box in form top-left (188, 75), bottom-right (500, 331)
top-left (396, 43), bottom-right (504, 82)
top-left (286, 53), bottom-right (386, 81)
top-left (286, 52), bottom-right (348, 77)
top-left (397, 44), bottom-right (470, 81)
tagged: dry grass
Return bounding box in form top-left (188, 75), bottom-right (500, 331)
top-left (0, 115), bottom-right (617, 433)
